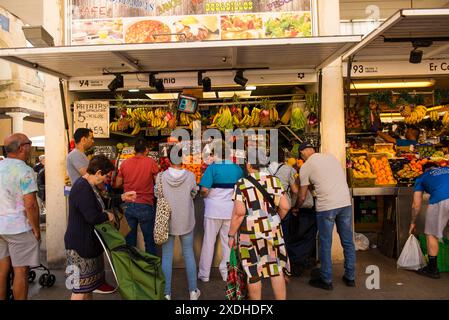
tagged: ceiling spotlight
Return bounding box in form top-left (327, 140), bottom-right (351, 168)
top-left (149, 73), bottom-right (164, 92)
top-left (108, 74), bottom-right (123, 92)
top-left (197, 72), bottom-right (212, 92)
top-left (234, 70), bottom-right (248, 87)
top-left (409, 48), bottom-right (423, 64)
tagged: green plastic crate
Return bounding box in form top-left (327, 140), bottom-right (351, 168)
top-left (418, 234), bottom-right (449, 272)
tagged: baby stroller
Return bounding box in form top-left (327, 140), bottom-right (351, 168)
top-left (6, 264), bottom-right (56, 300)
top-left (94, 208), bottom-right (166, 300)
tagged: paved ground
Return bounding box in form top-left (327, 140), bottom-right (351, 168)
top-left (29, 244), bottom-right (449, 300)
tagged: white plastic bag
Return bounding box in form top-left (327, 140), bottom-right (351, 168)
top-left (397, 234), bottom-right (426, 270)
top-left (354, 233), bottom-right (370, 251)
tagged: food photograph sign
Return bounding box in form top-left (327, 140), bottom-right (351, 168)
top-left (67, 0), bottom-right (313, 45)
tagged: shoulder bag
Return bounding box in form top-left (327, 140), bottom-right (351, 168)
top-left (153, 173), bottom-right (172, 245)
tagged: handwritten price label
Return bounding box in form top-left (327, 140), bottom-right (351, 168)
top-left (74, 101), bottom-right (109, 138)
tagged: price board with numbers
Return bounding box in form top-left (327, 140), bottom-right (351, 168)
top-left (93, 146), bottom-right (117, 160)
top-left (74, 101), bottom-right (109, 138)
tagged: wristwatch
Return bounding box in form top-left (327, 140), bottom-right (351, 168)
top-left (228, 234), bottom-right (235, 238)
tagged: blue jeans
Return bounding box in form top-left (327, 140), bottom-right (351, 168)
top-left (124, 202), bottom-right (156, 255)
top-left (161, 231), bottom-right (197, 296)
top-left (316, 206), bottom-right (356, 284)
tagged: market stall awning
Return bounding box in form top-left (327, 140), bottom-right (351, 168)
top-left (342, 8), bottom-right (449, 62)
top-left (0, 36), bottom-right (361, 79)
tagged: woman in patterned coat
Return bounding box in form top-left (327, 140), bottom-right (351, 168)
top-left (228, 152), bottom-right (291, 300)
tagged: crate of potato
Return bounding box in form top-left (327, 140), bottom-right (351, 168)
top-left (368, 154), bottom-right (397, 186)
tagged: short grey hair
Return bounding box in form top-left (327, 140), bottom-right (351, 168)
top-left (4, 140), bottom-right (20, 154)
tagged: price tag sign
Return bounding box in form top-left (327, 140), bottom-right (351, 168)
top-left (161, 128), bottom-right (172, 136)
top-left (146, 127), bottom-right (158, 136)
top-left (121, 146), bottom-right (135, 155)
top-left (93, 146), bottom-right (117, 159)
top-left (74, 101), bottom-right (109, 138)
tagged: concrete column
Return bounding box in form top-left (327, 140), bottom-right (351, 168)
top-left (5, 112), bottom-right (30, 133)
top-left (42, 0), bottom-right (67, 268)
top-left (317, 0), bottom-right (346, 262)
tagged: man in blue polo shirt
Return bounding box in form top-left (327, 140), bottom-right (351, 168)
top-left (377, 126), bottom-right (419, 147)
top-left (409, 162), bottom-right (449, 279)
top-left (198, 141), bottom-right (243, 282)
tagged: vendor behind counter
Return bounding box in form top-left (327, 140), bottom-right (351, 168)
top-left (377, 126), bottom-right (420, 147)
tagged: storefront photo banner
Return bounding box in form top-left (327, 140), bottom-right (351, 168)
top-left (66, 0), bottom-right (313, 45)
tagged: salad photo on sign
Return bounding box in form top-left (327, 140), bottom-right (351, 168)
top-left (264, 12), bottom-right (312, 38)
top-left (124, 18), bottom-right (173, 43)
top-left (220, 14), bottom-right (263, 40)
top-left (71, 19), bottom-right (124, 45)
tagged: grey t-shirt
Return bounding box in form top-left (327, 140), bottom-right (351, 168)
top-left (300, 153), bottom-right (351, 212)
top-left (67, 149), bottom-right (89, 184)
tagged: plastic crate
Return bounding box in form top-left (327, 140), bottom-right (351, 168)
top-left (418, 234), bottom-right (449, 272)
top-left (348, 169), bottom-right (375, 188)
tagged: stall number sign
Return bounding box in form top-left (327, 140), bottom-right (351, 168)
top-left (74, 101), bottom-right (109, 138)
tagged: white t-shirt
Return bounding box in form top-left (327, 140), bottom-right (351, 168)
top-left (299, 153), bottom-right (351, 212)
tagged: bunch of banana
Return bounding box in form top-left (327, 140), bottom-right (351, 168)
top-left (415, 105), bottom-right (427, 119)
top-left (291, 107), bottom-right (306, 130)
top-left (191, 111), bottom-right (201, 120)
top-left (443, 112), bottom-right (449, 127)
top-left (250, 107), bottom-right (261, 127)
top-left (400, 105), bottom-right (412, 117)
top-left (109, 121), bottom-right (119, 132)
top-left (269, 107), bottom-right (279, 123)
top-left (430, 110), bottom-right (440, 122)
top-left (352, 156), bottom-right (376, 179)
top-left (404, 111), bottom-right (422, 125)
top-left (179, 112), bottom-right (193, 126)
top-left (130, 122), bottom-right (141, 136)
top-left (154, 108), bottom-right (166, 119)
top-left (217, 106), bottom-right (234, 131)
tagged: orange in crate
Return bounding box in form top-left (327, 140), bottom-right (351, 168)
top-left (369, 156), bottom-right (396, 186)
top-left (182, 154), bottom-right (203, 184)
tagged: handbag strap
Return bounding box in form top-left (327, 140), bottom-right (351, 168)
top-left (246, 175), bottom-right (276, 210)
top-left (157, 173), bottom-right (164, 198)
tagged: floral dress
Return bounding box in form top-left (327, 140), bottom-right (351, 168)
top-left (232, 171), bottom-right (290, 283)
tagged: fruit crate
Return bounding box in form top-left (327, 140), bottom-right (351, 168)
top-left (368, 153), bottom-right (397, 187)
top-left (418, 234), bottom-right (449, 272)
top-left (348, 169), bottom-right (376, 188)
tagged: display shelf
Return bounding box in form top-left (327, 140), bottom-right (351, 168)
top-left (346, 132), bottom-right (377, 137)
top-left (110, 131), bottom-right (138, 138)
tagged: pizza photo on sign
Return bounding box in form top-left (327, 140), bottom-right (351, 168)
top-left (172, 15), bottom-right (219, 42)
top-left (125, 19), bottom-right (172, 43)
top-left (220, 14), bottom-right (263, 40)
top-left (264, 12), bottom-right (312, 38)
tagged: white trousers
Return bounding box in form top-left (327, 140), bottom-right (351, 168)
top-left (198, 217), bottom-right (231, 279)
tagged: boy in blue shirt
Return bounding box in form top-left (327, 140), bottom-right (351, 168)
top-left (198, 141), bottom-right (243, 282)
top-left (410, 162), bottom-right (449, 278)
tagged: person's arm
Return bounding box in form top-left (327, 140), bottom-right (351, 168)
top-left (228, 200), bottom-right (246, 248)
top-left (296, 185), bottom-right (309, 209)
top-left (409, 191), bottom-right (423, 234)
top-left (199, 165), bottom-right (213, 198)
top-left (200, 187), bottom-right (210, 198)
top-left (23, 193), bottom-right (40, 241)
top-left (277, 194), bottom-right (290, 219)
top-left (76, 185), bottom-right (110, 225)
top-left (377, 131), bottom-right (396, 144)
top-left (115, 175), bottom-right (124, 188)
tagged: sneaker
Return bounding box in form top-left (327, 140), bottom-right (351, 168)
top-left (93, 282), bottom-right (116, 294)
top-left (310, 267), bottom-right (321, 279)
top-left (342, 275), bottom-right (356, 287)
top-left (309, 277), bottom-right (333, 291)
top-left (190, 289), bottom-right (201, 300)
top-left (416, 266), bottom-right (440, 279)
top-left (164, 294), bottom-right (171, 300)
top-left (220, 270), bottom-right (228, 282)
top-left (198, 276), bottom-right (209, 283)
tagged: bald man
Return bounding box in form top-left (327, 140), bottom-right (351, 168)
top-left (0, 133), bottom-right (40, 300)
